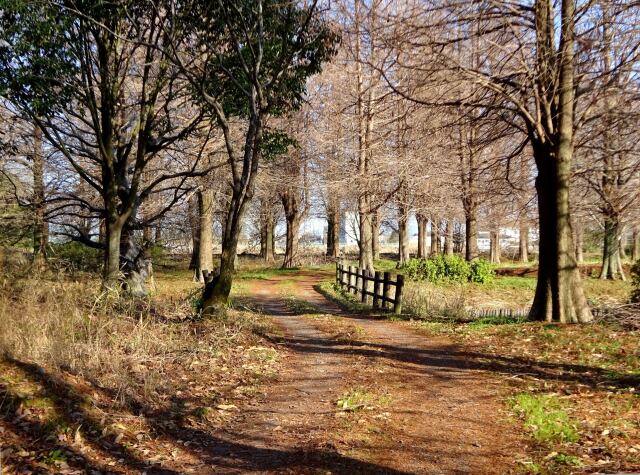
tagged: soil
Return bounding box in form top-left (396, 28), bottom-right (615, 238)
top-left (206, 271), bottom-right (526, 474)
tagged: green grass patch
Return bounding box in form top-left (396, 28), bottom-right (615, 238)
top-left (336, 388), bottom-right (391, 412)
top-left (511, 393), bottom-right (579, 443)
top-left (237, 268), bottom-right (300, 280)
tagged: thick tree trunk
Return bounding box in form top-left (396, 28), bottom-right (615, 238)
top-left (430, 217), bottom-right (439, 255)
top-left (202, 189), bottom-right (247, 313)
top-left (444, 217), bottom-right (454, 256)
top-left (416, 214), bottom-right (427, 258)
top-left (32, 123), bottom-right (47, 268)
top-left (600, 214), bottom-right (625, 280)
top-left (490, 229), bottom-right (501, 264)
top-left (326, 197), bottom-right (340, 258)
top-left (519, 220), bottom-right (529, 263)
top-left (529, 0), bottom-right (592, 323)
top-left (188, 194), bottom-right (200, 271)
top-left (119, 223), bottom-right (152, 297)
top-left (398, 205), bottom-right (409, 266)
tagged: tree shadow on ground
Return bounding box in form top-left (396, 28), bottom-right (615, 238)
top-left (0, 358), bottom-right (416, 474)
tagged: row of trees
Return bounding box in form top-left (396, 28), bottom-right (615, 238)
top-left (1, 0), bottom-right (639, 323)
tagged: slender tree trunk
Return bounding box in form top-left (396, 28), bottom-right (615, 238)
top-left (416, 214), bottom-right (427, 258)
top-left (398, 205), bottom-right (409, 265)
top-left (574, 222), bottom-right (584, 263)
top-left (430, 216), bottom-right (439, 255)
top-left (32, 123), bottom-right (47, 268)
top-left (194, 190), bottom-right (214, 282)
top-left (490, 229), bottom-right (501, 264)
top-left (189, 194), bottom-right (200, 271)
top-left (444, 217), bottom-right (454, 256)
top-left (260, 199), bottom-right (275, 264)
top-left (519, 219), bottom-right (529, 263)
top-left (371, 211), bottom-right (380, 261)
top-left (632, 226), bottom-right (639, 262)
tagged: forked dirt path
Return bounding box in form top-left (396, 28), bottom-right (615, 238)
top-left (200, 271), bottom-right (524, 474)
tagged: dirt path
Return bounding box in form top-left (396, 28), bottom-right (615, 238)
top-left (191, 271), bottom-right (524, 474)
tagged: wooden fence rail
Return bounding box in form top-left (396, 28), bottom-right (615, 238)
top-left (336, 262), bottom-right (405, 314)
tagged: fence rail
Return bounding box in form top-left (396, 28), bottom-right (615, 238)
top-left (336, 262), bottom-right (405, 314)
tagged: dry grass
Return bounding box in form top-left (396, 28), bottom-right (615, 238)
top-left (0, 271), bottom-right (277, 408)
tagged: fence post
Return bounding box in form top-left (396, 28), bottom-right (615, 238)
top-left (394, 274), bottom-right (405, 314)
top-left (348, 265), bottom-right (354, 294)
top-left (361, 269), bottom-right (369, 303)
top-left (373, 271), bottom-right (381, 309)
top-left (336, 262), bottom-right (340, 286)
top-left (383, 272), bottom-right (391, 311)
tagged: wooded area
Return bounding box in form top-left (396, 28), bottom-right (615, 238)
top-left (0, 0), bottom-right (639, 473)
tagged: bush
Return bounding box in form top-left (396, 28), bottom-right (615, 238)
top-left (631, 260), bottom-right (640, 303)
top-left (49, 241), bottom-right (102, 272)
top-left (469, 258), bottom-right (495, 283)
top-left (401, 255), bottom-right (494, 284)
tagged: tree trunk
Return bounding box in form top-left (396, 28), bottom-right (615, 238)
top-left (326, 196), bottom-right (340, 258)
top-left (195, 190), bottom-right (214, 282)
top-left (574, 223), bottom-right (584, 263)
top-left (528, 0), bottom-right (592, 323)
top-left (632, 226), bottom-right (639, 262)
top-left (398, 205), bottom-right (409, 266)
top-left (465, 212), bottom-right (477, 261)
top-left (282, 214), bottom-right (301, 269)
top-left (32, 123), bottom-right (47, 268)
top-left (519, 220), bottom-right (529, 263)
top-left (444, 217), bottom-right (454, 256)
top-left (416, 214), bottom-right (427, 258)
top-left (430, 216), bottom-right (439, 255)
top-left (260, 200), bottom-right (275, 264)
top-left (490, 229), bottom-right (501, 264)
top-left (103, 219), bottom-right (123, 290)
top-left (372, 211), bottom-right (380, 261)
top-left (119, 223), bottom-right (153, 297)
top-left (600, 214), bottom-right (625, 280)
top-left (189, 194), bottom-right (200, 271)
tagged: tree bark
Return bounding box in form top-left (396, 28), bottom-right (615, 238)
top-left (632, 226), bottom-right (639, 262)
top-left (194, 189), bottom-right (214, 282)
top-left (416, 214), bottom-right (427, 258)
top-left (32, 123), bottom-right (47, 268)
top-left (260, 199), bottom-right (275, 264)
top-left (326, 195), bottom-right (340, 257)
top-left (490, 229), bottom-right (501, 264)
top-left (600, 214), bottom-right (625, 280)
top-left (188, 194), bottom-right (200, 271)
top-left (444, 217), bottom-right (454, 256)
top-left (372, 210), bottom-right (380, 261)
top-left (528, 0), bottom-right (592, 323)
top-left (398, 204), bottom-right (409, 266)
top-left (281, 189), bottom-right (302, 269)
top-left (519, 219), bottom-right (529, 263)
top-left (430, 216), bottom-right (439, 255)
top-left (465, 212), bottom-right (477, 261)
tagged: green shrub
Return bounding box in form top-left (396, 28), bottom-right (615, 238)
top-left (401, 255), bottom-right (494, 284)
top-left (49, 241), bottom-right (102, 272)
top-left (469, 258), bottom-right (495, 283)
top-left (631, 260), bottom-right (640, 303)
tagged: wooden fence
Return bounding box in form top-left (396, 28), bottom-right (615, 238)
top-left (336, 262), bottom-right (405, 314)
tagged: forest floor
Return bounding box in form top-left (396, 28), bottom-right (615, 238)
top-left (0, 266), bottom-right (638, 474)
